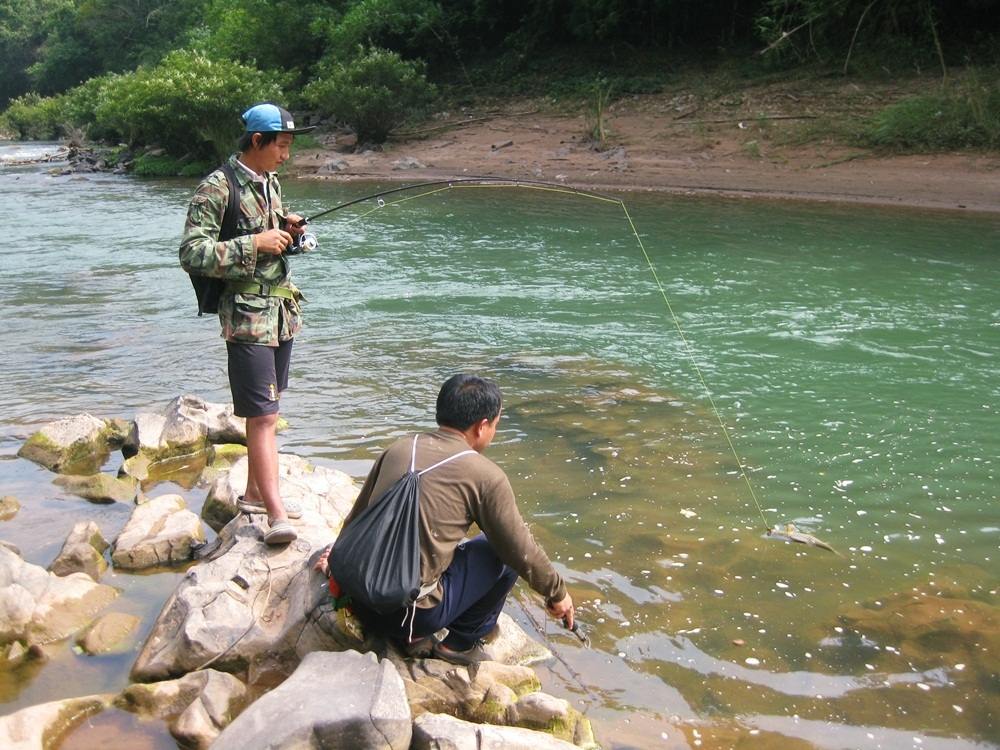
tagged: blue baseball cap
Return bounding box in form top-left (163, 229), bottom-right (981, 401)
top-left (241, 103), bottom-right (316, 135)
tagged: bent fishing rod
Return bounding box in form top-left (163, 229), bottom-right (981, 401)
top-left (287, 174), bottom-right (833, 551)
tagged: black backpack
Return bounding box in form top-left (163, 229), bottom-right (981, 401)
top-left (189, 162), bottom-right (241, 316)
top-left (329, 435), bottom-right (474, 614)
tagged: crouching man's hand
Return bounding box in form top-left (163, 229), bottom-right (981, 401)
top-left (547, 593), bottom-right (574, 630)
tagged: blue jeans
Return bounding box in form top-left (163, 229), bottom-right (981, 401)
top-left (356, 534), bottom-right (518, 651)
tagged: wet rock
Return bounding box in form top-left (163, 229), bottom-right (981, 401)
top-left (115, 669), bottom-right (247, 749)
top-left (49, 520), bottom-right (110, 580)
top-left (105, 418), bottom-right (139, 457)
top-left (111, 494), bottom-right (205, 570)
top-left (131, 463), bottom-right (357, 681)
top-left (54, 472), bottom-right (137, 504)
top-left (507, 691), bottom-right (570, 728)
top-left (0, 545), bottom-right (118, 645)
top-left (411, 712), bottom-right (582, 750)
top-left (1, 640), bottom-right (45, 668)
top-left (133, 395), bottom-right (246, 463)
top-left (212, 650), bottom-right (411, 750)
top-left (0, 693), bottom-right (112, 750)
top-left (16, 413), bottom-right (116, 474)
top-left (76, 612), bottom-right (140, 655)
top-left (0, 495), bottom-right (20, 521)
top-left (202, 451), bottom-right (357, 532)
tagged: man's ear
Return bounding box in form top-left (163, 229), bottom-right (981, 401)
top-left (251, 132), bottom-right (261, 150)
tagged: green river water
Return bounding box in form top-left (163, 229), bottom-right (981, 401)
top-left (0, 143), bottom-right (997, 749)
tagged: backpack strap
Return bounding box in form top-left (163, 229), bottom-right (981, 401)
top-left (217, 162), bottom-right (241, 242)
top-left (410, 434), bottom-right (475, 476)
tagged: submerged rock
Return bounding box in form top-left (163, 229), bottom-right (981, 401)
top-left (0, 545), bottom-right (118, 645)
top-left (49, 520), bottom-right (110, 580)
top-left (111, 494), bottom-right (205, 570)
top-left (17, 413), bottom-right (117, 474)
top-left (115, 668), bottom-right (247, 749)
top-left (76, 612), bottom-right (141, 655)
top-left (0, 495), bottom-right (20, 521)
top-left (54, 472), bottom-right (137, 504)
top-left (212, 650), bottom-right (411, 750)
top-left (0, 693), bottom-right (112, 750)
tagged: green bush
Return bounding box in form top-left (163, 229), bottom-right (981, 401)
top-left (1, 93), bottom-right (65, 139)
top-left (305, 47), bottom-right (435, 145)
top-left (93, 51), bottom-right (283, 159)
top-left (864, 77), bottom-right (1000, 150)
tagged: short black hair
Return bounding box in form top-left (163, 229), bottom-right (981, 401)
top-left (237, 130), bottom-right (281, 153)
top-left (436, 374), bottom-right (502, 430)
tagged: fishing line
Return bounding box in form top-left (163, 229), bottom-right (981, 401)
top-left (305, 176), bottom-right (771, 531)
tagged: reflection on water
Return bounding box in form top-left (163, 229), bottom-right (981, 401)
top-left (0, 147), bottom-right (997, 748)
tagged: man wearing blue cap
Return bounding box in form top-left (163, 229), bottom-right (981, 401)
top-left (180, 103), bottom-right (317, 545)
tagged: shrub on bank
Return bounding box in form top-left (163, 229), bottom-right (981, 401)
top-left (305, 46), bottom-right (435, 145)
top-left (92, 51), bottom-right (283, 160)
top-left (865, 75), bottom-right (1000, 150)
top-left (2, 93), bottom-right (65, 140)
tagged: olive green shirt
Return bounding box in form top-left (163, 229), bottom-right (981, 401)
top-left (178, 154), bottom-right (302, 345)
top-left (343, 428), bottom-right (567, 609)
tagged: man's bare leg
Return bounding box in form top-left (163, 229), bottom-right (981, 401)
top-left (244, 413), bottom-right (286, 523)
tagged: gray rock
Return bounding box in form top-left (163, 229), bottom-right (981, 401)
top-left (0, 694), bottom-right (112, 750)
top-left (16, 413), bottom-right (113, 474)
top-left (212, 650), bottom-right (411, 750)
top-left (391, 156), bottom-right (426, 170)
top-left (131, 459), bottom-right (358, 681)
top-left (202, 451), bottom-right (357, 532)
top-left (318, 157), bottom-right (350, 174)
top-left (49, 520), bottom-right (110, 580)
top-left (0, 495), bottom-right (20, 521)
top-left (116, 669), bottom-right (247, 749)
top-left (411, 713), bottom-right (581, 750)
top-left (53, 472), bottom-right (137, 504)
top-left (76, 611), bottom-right (140, 654)
top-left (0, 545), bottom-right (118, 645)
top-left (111, 494), bottom-right (205, 569)
top-left (134, 395), bottom-right (246, 462)
top-left (506, 691), bottom-right (571, 728)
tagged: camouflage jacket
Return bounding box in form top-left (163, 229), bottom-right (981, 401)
top-left (179, 154), bottom-right (303, 346)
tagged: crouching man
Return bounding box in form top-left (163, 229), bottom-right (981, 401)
top-left (323, 373), bottom-right (574, 664)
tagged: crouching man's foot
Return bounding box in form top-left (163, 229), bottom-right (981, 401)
top-left (432, 639), bottom-right (490, 666)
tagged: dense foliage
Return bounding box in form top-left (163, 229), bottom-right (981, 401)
top-left (1, 0), bottom-right (998, 158)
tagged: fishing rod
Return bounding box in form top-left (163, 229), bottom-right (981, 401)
top-left (293, 176), bottom-right (617, 227)
top-left (289, 173), bottom-right (835, 549)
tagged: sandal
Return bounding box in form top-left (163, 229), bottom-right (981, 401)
top-left (263, 520), bottom-right (297, 545)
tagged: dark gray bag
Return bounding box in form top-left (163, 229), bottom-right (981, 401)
top-left (329, 435), bottom-right (473, 615)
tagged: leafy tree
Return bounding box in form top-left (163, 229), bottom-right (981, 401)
top-left (304, 46), bottom-right (435, 144)
top-left (0, 0), bottom-right (73, 105)
top-left (93, 50), bottom-right (283, 158)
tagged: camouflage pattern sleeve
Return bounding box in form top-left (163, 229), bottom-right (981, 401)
top-left (178, 172), bottom-right (258, 280)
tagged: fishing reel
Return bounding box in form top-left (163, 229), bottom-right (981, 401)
top-left (285, 232), bottom-right (318, 256)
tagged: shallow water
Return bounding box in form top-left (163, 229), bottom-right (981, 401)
top-left (1, 144), bottom-right (997, 748)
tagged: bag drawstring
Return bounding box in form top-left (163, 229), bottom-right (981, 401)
top-left (400, 600), bottom-right (417, 642)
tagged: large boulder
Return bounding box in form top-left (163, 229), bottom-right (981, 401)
top-left (111, 494), bottom-right (205, 570)
top-left (0, 694), bottom-right (112, 749)
top-left (131, 460), bottom-right (358, 681)
top-left (53, 472), bottom-right (137, 504)
top-left (16, 413), bottom-right (117, 474)
top-left (115, 668), bottom-right (247, 749)
top-left (212, 650), bottom-right (411, 750)
top-left (202, 452), bottom-right (357, 532)
top-left (49, 520), bottom-right (109, 580)
top-left (0, 545), bottom-right (118, 645)
top-left (133, 395), bottom-right (247, 462)
top-left (411, 713), bottom-right (582, 750)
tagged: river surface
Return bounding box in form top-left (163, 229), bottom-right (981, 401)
top-left (1, 142), bottom-right (997, 749)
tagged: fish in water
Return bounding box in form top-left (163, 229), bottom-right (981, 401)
top-left (767, 523), bottom-right (842, 556)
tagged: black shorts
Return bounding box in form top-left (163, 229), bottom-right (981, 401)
top-left (227, 339), bottom-right (293, 418)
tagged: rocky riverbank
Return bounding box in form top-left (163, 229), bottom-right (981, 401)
top-left (0, 398), bottom-right (597, 749)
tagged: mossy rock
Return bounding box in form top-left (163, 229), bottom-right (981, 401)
top-left (210, 444), bottom-right (248, 468)
top-left (18, 429), bottom-right (113, 475)
top-left (54, 473), bottom-right (137, 504)
top-left (0, 495), bottom-right (20, 521)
